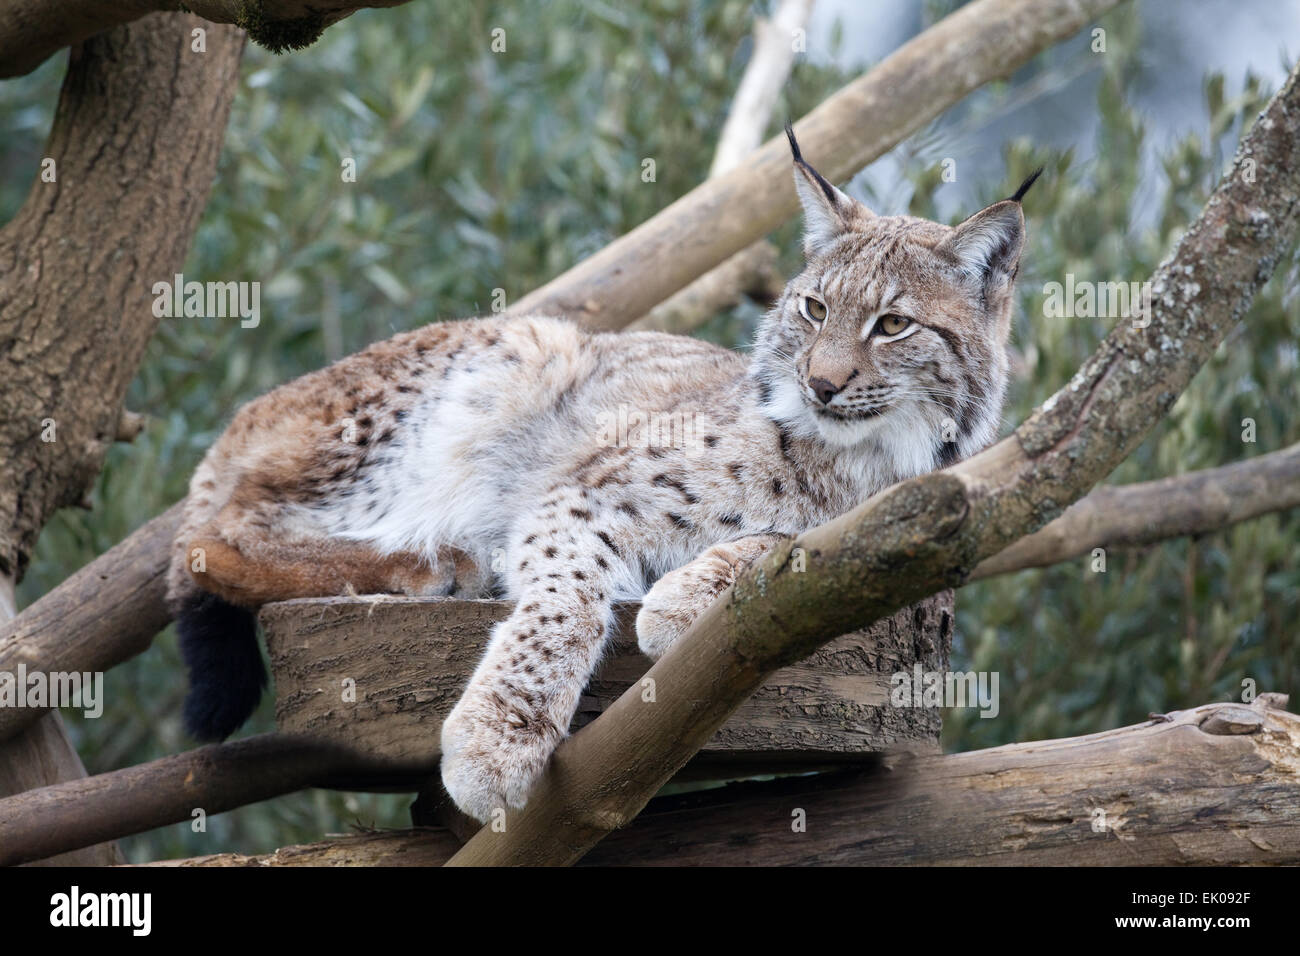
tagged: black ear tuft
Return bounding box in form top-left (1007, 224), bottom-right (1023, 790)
top-left (1008, 167), bottom-right (1044, 204)
top-left (784, 122), bottom-right (803, 162)
top-left (785, 122), bottom-right (839, 206)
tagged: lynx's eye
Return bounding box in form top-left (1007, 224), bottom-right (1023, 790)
top-left (878, 313), bottom-right (911, 336)
top-left (802, 296), bottom-right (828, 324)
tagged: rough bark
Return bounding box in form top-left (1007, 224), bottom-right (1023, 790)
top-left (507, 0), bottom-right (1126, 330)
top-left (262, 592), bottom-right (952, 768)
top-left (0, 505), bottom-right (181, 744)
top-left (151, 696), bottom-right (1300, 867)
top-left (0, 14), bottom-right (244, 583)
top-left (0, 0), bottom-right (409, 78)
top-left (445, 63), bottom-right (1300, 866)
top-left (0, 733), bottom-right (443, 867)
top-left (970, 441), bottom-right (1300, 579)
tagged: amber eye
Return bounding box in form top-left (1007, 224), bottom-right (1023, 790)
top-left (878, 313), bottom-right (911, 336)
top-left (803, 297), bottom-right (828, 323)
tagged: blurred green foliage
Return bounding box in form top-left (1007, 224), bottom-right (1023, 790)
top-left (0, 1), bottom-right (1294, 860)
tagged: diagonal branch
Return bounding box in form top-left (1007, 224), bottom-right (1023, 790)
top-left (508, 0), bottom-right (1127, 330)
top-left (446, 60), bottom-right (1300, 866)
top-left (0, 506), bottom-right (181, 744)
top-left (970, 441), bottom-right (1300, 580)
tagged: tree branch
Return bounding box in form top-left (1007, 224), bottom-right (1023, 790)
top-left (508, 0), bottom-right (1127, 330)
top-left (630, 0), bottom-right (811, 334)
top-left (971, 442), bottom-right (1300, 580)
top-left (445, 60), bottom-right (1300, 866)
top-left (0, 505), bottom-right (181, 745)
top-left (0, 733), bottom-right (441, 867)
top-left (0, 0), bottom-right (410, 78)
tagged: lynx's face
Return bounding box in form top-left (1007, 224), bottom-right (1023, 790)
top-left (754, 128), bottom-right (1039, 471)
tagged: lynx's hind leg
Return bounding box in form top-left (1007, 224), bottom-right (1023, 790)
top-left (635, 533), bottom-right (784, 660)
top-left (177, 495), bottom-right (485, 742)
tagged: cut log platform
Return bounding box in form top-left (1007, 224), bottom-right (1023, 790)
top-left (260, 591), bottom-right (955, 776)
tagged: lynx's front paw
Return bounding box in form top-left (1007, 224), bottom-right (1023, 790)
top-left (637, 535), bottom-right (783, 660)
top-left (440, 685), bottom-right (564, 822)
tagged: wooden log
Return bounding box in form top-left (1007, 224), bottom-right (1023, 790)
top-left (150, 696), bottom-right (1300, 867)
top-left (0, 505), bottom-right (180, 744)
top-left (0, 591), bottom-right (950, 865)
top-left (971, 441), bottom-right (1300, 580)
top-left (261, 592), bottom-right (955, 773)
top-left (0, 733), bottom-right (442, 867)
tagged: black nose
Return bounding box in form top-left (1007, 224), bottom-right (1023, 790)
top-left (808, 378), bottom-right (842, 405)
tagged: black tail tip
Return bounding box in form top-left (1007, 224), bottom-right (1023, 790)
top-left (1009, 166), bottom-right (1045, 203)
top-left (177, 591), bottom-right (267, 742)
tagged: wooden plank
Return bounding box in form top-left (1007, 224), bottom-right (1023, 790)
top-left (261, 592), bottom-right (955, 769)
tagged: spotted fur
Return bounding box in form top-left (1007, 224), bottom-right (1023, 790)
top-left (167, 133), bottom-right (1036, 820)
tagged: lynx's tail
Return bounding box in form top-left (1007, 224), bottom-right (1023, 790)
top-left (176, 589), bottom-right (267, 741)
top-left (168, 448), bottom-right (267, 741)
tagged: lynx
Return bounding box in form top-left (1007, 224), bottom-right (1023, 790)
top-left (168, 129), bottom-right (1039, 821)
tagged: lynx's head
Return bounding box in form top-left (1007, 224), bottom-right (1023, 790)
top-left (752, 127), bottom-right (1039, 479)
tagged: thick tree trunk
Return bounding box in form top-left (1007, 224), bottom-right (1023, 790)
top-left (0, 13), bottom-right (243, 583)
top-left (0, 12), bottom-right (244, 864)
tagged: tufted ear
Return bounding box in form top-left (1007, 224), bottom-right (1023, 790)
top-left (941, 200), bottom-right (1026, 289)
top-left (940, 168), bottom-right (1042, 291)
top-left (786, 124), bottom-right (870, 257)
